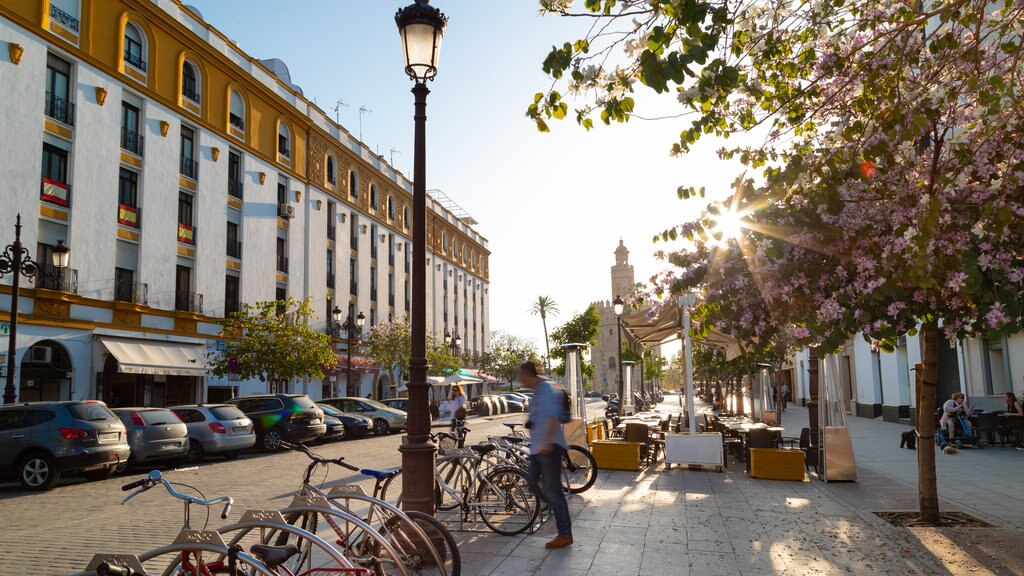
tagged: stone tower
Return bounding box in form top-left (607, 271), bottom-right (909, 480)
top-left (611, 239), bottom-right (635, 299)
top-left (591, 241), bottom-right (640, 394)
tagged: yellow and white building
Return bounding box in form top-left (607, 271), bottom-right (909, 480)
top-left (0, 0), bottom-right (490, 406)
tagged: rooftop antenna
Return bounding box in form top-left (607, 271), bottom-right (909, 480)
top-left (359, 105), bottom-right (372, 141)
top-left (332, 99), bottom-right (349, 124)
top-left (389, 147), bottom-right (401, 166)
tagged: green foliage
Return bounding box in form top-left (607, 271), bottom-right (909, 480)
top-left (207, 297), bottom-right (336, 388)
top-left (479, 331), bottom-right (538, 385)
top-left (644, 350), bottom-right (668, 382)
top-left (549, 305), bottom-right (601, 377)
top-left (427, 337), bottom-right (462, 377)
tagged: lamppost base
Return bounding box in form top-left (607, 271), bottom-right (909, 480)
top-left (398, 438), bottom-right (437, 515)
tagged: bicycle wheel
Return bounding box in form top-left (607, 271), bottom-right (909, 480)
top-left (562, 444), bottom-right (598, 493)
top-left (475, 466), bottom-right (539, 536)
top-left (134, 542), bottom-right (276, 576)
top-left (374, 510), bottom-right (461, 576)
top-left (435, 457), bottom-right (474, 512)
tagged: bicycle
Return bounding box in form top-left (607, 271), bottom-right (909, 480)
top-left (473, 422), bottom-right (598, 494)
top-left (271, 441), bottom-right (459, 576)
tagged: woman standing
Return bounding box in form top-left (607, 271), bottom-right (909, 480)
top-left (449, 384), bottom-right (468, 430)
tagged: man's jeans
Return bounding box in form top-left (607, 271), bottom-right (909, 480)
top-left (527, 448), bottom-right (572, 537)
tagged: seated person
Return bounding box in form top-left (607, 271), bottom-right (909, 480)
top-left (939, 392), bottom-right (974, 446)
top-left (1004, 392), bottom-right (1024, 416)
top-left (1000, 392), bottom-right (1024, 449)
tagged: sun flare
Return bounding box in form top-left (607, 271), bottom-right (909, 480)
top-left (712, 209), bottom-right (744, 240)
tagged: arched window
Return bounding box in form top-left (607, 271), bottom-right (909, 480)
top-left (403, 206), bottom-right (410, 231)
top-left (124, 23), bottom-right (146, 71)
top-left (182, 60), bottom-right (200, 103)
top-left (326, 156), bottom-right (336, 185)
top-left (278, 122), bottom-right (291, 159)
top-left (229, 90), bottom-right (245, 131)
top-left (370, 184), bottom-right (378, 211)
top-left (387, 195), bottom-right (395, 221)
top-left (349, 170), bottom-right (358, 199)
top-left (442, 232), bottom-right (448, 254)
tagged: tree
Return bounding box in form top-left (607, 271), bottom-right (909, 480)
top-left (427, 337), bottom-right (462, 377)
top-left (549, 305), bottom-right (601, 378)
top-left (534, 0), bottom-right (1024, 523)
top-left (529, 296), bottom-right (560, 370)
top-left (662, 354), bottom-right (684, 389)
top-left (364, 317), bottom-right (411, 396)
top-left (207, 297), bottom-right (336, 391)
top-left (644, 351), bottom-right (667, 385)
top-left (479, 331), bottom-right (538, 389)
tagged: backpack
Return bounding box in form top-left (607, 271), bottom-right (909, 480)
top-left (558, 386), bottom-right (572, 423)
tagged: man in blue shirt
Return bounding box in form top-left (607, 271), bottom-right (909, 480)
top-left (519, 361), bottom-right (572, 549)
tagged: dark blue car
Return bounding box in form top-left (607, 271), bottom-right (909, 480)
top-left (318, 403), bottom-right (371, 439)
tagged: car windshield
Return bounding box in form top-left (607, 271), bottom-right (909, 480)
top-left (318, 404), bottom-right (340, 416)
top-left (290, 396), bottom-right (318, 411)
top-left (209, 406), bottom-right (246, 420)
top-left (68, 403), bottom-right (118, 422)
top-left (138, 410), bottom-right (177, 426)
top-left (361, 399), bottom-right (388, 409)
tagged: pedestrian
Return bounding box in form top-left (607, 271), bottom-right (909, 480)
top-left (519, 361), bottom-right (573, 549)
top-left (780, 382), bottom-right (790, 411)
top-left (449, 384), bottom-right (467, 431)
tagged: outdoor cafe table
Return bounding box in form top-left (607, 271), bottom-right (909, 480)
top-left (717, 421), bottom-right (786, 462)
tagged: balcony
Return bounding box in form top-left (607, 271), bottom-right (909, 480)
top-left (37, 267), bottom-right (78, 293)
top-left (182, 86), bottom-right (201, 104)
top-left (278, 144), bottom-right (290, 158)
top-left (226, 240), bottom-right (242, 259)
top-left (118, 204), bottom-right (140, 228)
top-left (177, 223), bottom-right (196, 245)
top-left (277, 256), bottom-right (289, 274)
top-left (44, 91), bottom-right (75, 126)
top-left (121, 127), bottom-right (144, 155)
top-left (180, 157), bottom-right (199, 180)
top-left (40, 177), bottom-right (71, 207)
top-left (49, 4), bottom-right (79, 32)
top-left (228, 179), bottom-right (243, 199)
top-left (175, 291), bottom-right (204, 313)
top-left (123, 49), bottom-right (146, 72)
top-left (115, 280), bottom-right (148, 304)
top-left (229, 113), bottom-right (245, 132)
top-left (327, 224), bottom-right (336, 241)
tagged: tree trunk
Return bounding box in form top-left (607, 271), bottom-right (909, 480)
top-left (917, 320), bottom-right (941, 523)
top-left (541, 313), bottom-right (551, 369)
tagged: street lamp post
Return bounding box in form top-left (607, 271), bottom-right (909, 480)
top-left (613, 295), bottom-right (625, 415)
top-left (1, 214), bottom-right (70, 404)
top-left (396, 0), bottom-right (447, 516)
top-left (333, 306), bottom-right (365, 397)
top-left (444, 329), bottom-right (461, 358)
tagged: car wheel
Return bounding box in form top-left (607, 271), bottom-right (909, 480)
top-left (373, 418), bottom-right (390, 435)
top-left (82, 466), bottom-right (115, 482)
top-left (115, 455), bottom-right (136, 475)
top-left (19, 453), bottom-right (60, 491)
top-left (187, 441), bottom-right (205, 463)
top-left (261, 428), bottom-right (285, 451)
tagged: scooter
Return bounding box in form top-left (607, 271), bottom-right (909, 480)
top-left (602, 394), bottom-right (620, 418)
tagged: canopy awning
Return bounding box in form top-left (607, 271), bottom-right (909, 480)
top-left (99, 337), bottom-right (207, 376)
top-left (620, 302), bottom-right (744, 360)
top-left (334, 356), bottom-right (379, 375)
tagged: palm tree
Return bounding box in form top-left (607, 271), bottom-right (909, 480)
top-left (529, 296), bottom-right (559, 372)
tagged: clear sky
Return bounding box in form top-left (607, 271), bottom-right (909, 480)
top-left (185, 0), bottom-right (739, 358)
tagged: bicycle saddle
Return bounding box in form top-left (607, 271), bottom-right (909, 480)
top-left (360, 467), bottom-right (401, 480)
top-left (503, 423), bottom-right (523, 431)
top-left (250, 544), bottom-right (299, 567)
top-left (470, 443), bottom-right (497, 454)
top-left (500, 436), bottom-right (526, 444)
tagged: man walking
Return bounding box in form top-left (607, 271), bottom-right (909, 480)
top-left (519, 361), bottom-right (573, 549)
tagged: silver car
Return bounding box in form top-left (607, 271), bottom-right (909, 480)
top-left (321, 397), bottom-right (407, 435)
top-left (170, 404), bottom-right (255, 462)
top-left (112, 408), bottom-right (189, 472)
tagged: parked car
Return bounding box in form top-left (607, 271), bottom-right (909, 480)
top-left (381, 398), bottom-right (409, 413)
top-left (228, 394), bottom-right (326, 451)
top-left (499, 392), bottom-right (531, 410)
top-left (320, 397), bottom-right (407, 435)
top-left (0, 401), bottom-right (130, 490)
top-left (111, 408), bottom-right (189, 473)
top-left (317, 404), bottom-right (371, 440)
top-left (170, 404), bottom-right (256, 462)
top-left (470, 395), bottom-right (525, 415)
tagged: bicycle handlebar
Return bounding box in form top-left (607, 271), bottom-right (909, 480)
top-left (120, 469), bottom-right (234, 519)
top-left (280, 440), bottom-right (360, 472)
top-left (121, 478), bottom-right (147, 492)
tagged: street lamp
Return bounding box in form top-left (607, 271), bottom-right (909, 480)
top-left (334, 305), bottom-right (365, 397)
top-left (613, 295), bottom-right (625, 415)
top-left (1, 214), bottom-right (70, 404)
top-left (395, 0), bottom-right (447, 516)
top-left (444, 330), bottom-right (461, 357)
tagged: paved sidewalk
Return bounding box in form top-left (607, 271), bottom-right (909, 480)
top-left (452, 399), bottom-right (1024, 576)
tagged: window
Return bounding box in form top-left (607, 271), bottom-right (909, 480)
top-left (388, 234), bottom-right (395, 267)
top-left (124, 24), bottom-right (146, 71)
top-left (327, 202), bottom-right (336, 240)
top-left (45, 54), bottom-right (74, 125)
top-left (120, 101), bottom-right (143, 155)
top-left (277, 181), bottom-right (287, 205)
top-left (275, 286), bottom-right (287, 314)
top-left (276, 238), bottom-right (287, 273)
top-left (370, 184), bottom-right (378, 211)
top-left (118, 168), bottom-right (138, 208)
top-left (225, 274), bottom-right (240, 316)
top-left (349, 170), bottom-right (358, 199)
top-left (350, 257), bottom-right (358, 296)
top-left (278, 123), bottom-right (291, 159)
top-left (180, 125), bottom-right (197, 179)
top-left (226, 222), bottom-right (241, 258)
top-left (387, 196), bottom-right (395, 222)
top-left (0, 410), bottom-right (25, 432)
top-left (388, 272), bottom-right (395, 307)
top-left (403, 206), bottom-right (409, 231)
top-left (42, 143), bottom-right (68, 185)
top-left (114, 267), bottom-right (136, 302)
top-left (371, 225), bottom-right (378, 259)
top-left (326, 249), bottom-right (335, 289)
top-left (229, 90), bottom-right (245, 131)
top-left (177, 192), bottom-right (194, 245)
top-left (228, 150), bottom-right (242, 198)
top-left (350, 215), bottom-right (359, 249)
top-left (326, 156), bottom-right (336, 185)
top-left (981, 338), bottom-right (1010, 395)
top-left (370, 266), bottom-right (377, 302)
top-left (174, 265), bottom-right (194, 312)
top-left (182, 60), bottom-right (200, 103)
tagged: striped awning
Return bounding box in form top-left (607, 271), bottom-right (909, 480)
top-left (99, 337), bottom-right (207, 376)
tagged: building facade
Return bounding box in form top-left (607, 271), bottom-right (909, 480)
top-left (0, 0), bottom-right (490, 406)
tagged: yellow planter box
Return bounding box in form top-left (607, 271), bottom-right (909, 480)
top-left (586, 422), bottom-right (607, 445)
top-left (591, 440), bottom-right (643, 471)
top-left (749, 448), bottom-right (806, 481)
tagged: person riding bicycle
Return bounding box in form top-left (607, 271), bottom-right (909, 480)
top-left (519, 361), bottom-right (573, 550)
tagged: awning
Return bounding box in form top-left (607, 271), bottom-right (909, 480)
top-left (100, 337), bottom-right (207, 376)
top-left (620, 302), bottom-right (744, 360)
top-left (334, 356), bottom-right (379, 375)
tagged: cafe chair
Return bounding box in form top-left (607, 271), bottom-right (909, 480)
top-left (973, 412), bottom-right (999, 446)
top-left (780, 428), bottom-right (812, 471)
top-left (624, 422), bottom-right (654, 466)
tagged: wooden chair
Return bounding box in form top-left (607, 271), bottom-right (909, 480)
top-left (624, 423), bottom-right (653, 465)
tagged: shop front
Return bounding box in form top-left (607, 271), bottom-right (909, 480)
top-left (95, 336), bottom-right (206, 408)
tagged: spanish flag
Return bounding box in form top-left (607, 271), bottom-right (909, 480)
top-left (118, 204), bottom-right (138, 227)
top-left (41, 178), bottom-right (69, 206)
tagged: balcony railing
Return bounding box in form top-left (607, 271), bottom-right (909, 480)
top-left (115, 280), bottom-right (148, 304)
top-left (175, 291), bottom-right (203, 313)
top-left (49, 4), bottom-right (79, 32)
top-left (229, 114), bottom-right (245, 131)
top-left (44, 91), bottom-right (75, 126)
top-left (40, 177), bottom-right (71, 207)
top-left (228, 179), bottom-right (243, 199)
top-left (226, 240), bottom-right (242, 259)
top-left (123, 49), bottom-right (146, 72)
top-left (327, 224), bottom-right (336, 241)
top-left (180, 156), bottom-right (199, 180)
top-left (177, 223), bottom-right (195, 245)
top-left (277, 256), bottom-right (289, 273)
top-left (121, 127), bottom-right (144, 155)
top-left (118, 204), bottom-right (140, 228)
top-left (278, 144), bottom-right (290, 158)
top-left (37, 267), bottom-right (78, 293)
top-left (182, 85), bottom-right (201, 104)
